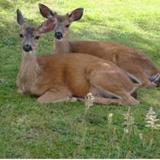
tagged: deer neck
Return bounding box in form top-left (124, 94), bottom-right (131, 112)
top-left (21, 52), bottom-right (39, 70)
top-left (17, 52), bottom-right (40, 90)
top-left (54, 33), bottom-right (71, 54)
top-left (16, 51), bottom-right (42, 95)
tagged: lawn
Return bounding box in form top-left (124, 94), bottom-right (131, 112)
top-left (0, 0), bottom-right (160, 158)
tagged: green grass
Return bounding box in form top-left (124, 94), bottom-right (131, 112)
top-left (0, 0), bottom-right (160, 158)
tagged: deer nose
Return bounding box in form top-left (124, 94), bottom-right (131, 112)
top-left (23, 44), bottom-right (32, 52)
top-left (55, 32), bottom-right (63, 40)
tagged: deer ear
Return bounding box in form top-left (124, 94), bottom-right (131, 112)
top-left (16, 9), bottom-right (24, 25)
top-left (68, 8), bottom-right (84, 22)
top-left (37, 18), bottom-right (56, 34)
top-left (39, 3), bottom-right (56, 18)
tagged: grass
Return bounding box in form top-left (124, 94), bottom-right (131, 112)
top-left (0, 0), bottom-right (160, 158)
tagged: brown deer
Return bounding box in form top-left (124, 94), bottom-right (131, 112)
top-left (38, 4), bottom-right (160, 88)
top-left (16, 9), bottom-right (139, 105)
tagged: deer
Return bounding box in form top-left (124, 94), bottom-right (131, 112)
top-left (16, 9), bottom-right (140, 105)
top-left (38, 3), bottom-right (160, 89)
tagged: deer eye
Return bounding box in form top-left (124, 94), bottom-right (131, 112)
top-left (65, 24), bottom-right (70, 28)
top-left (19, 34), bottom-right (23, 38)
top-left (35, 36), bottom-right (40, 40)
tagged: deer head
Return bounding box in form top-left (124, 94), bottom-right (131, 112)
top-left (16, 9), bottom-right (56, 54)
top-left (39, 3), bottom-right (84, 41)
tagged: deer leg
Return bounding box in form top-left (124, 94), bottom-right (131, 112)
top-left (122, 65), bottom-right (156, 88)
top-left (37, 87), bottom-right (74, 104)
top-left (150, 73), bottom-right (160, 86)
top-left (88, 71), bottom-right (139, 105)
top-left (89, 87), bottom-right (139, 106)
top-left (71, 92), bottom-right (139, 106)
top-left (92, 95), bottom-right (139, 106)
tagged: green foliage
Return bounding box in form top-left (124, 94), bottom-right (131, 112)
top-left (0, 0), bottom-right (160, 158)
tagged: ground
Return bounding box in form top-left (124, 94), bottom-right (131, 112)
top-left (0, 0), bottom-right (160, 158)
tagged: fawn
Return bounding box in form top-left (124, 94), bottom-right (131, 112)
top-left (16, 9), bottom-right (139, 105)
top-left (38, 3), bottom-right (160, 88)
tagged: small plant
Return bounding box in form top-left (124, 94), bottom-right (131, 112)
top-left (145, 107), bottom-right (160, 130)
top-left (84, 92), bottom-right (95, 108)
top-left (108, 113), bottom-right (113, 126)
top-left (123, 107), bottom-right (135, 137)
